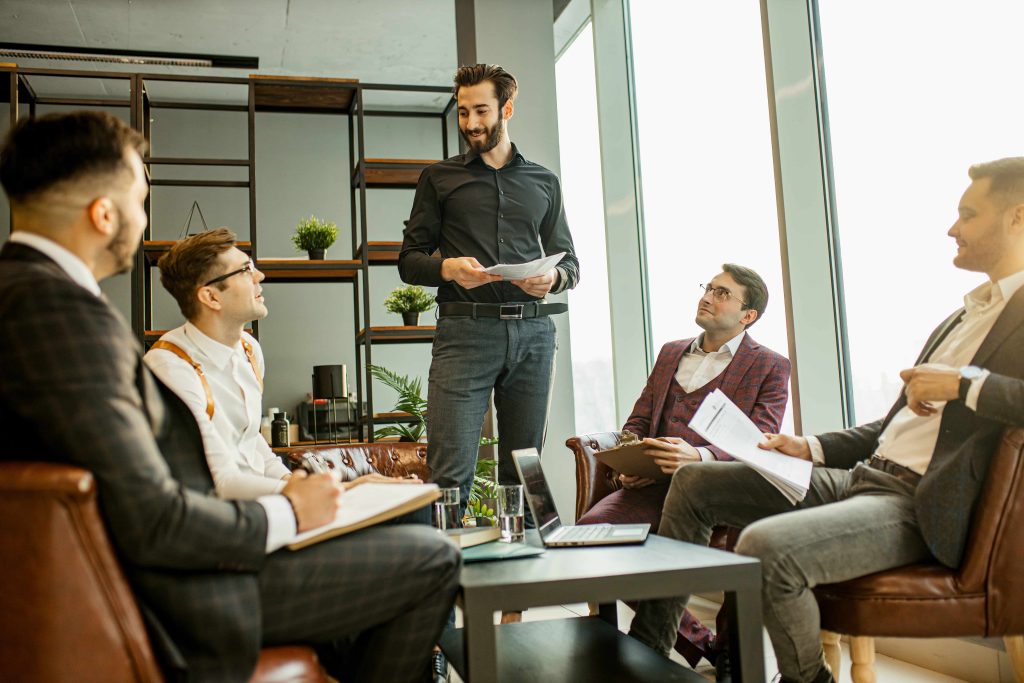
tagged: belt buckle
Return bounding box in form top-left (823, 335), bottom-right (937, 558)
top-left (499, 304), bottom-right (524, 320)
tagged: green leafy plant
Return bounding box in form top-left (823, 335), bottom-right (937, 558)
top-left (467, 456), bottom-right (500, 526)
top-left (383, 284), bottom-right (435, 314)
top-left (291, 215), bottom-right (338, 252)
top-left (368, 365), bottom-right (427, 442)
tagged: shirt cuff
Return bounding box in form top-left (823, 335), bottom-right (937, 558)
top-left (805, 436), bottom-right (826, 466)
top-left (258, 494), bottom-right (297, 553)
top-left (551, 267), bottom-right (566, 294)
top-left (965, 369), bottom-right (990, 411)
top-left (696, 446), bottom-right (715, 462)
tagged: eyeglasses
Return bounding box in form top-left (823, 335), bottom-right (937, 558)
top-left (204, 259), bottom-right (257, 287)
top-left (699, 283), bottom-right (747, 307)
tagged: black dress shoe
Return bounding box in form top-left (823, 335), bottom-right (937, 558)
top-left (714, 651), bottom-right (732, 683)
top-left (774, 666), bottom-right (836, 683)
top-left (431, 651), bottom-right (449, 683)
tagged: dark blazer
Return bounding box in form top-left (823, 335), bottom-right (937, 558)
top-left (623, 334), bottom-right (791, 460)
top-left (0, 242), bottom-right (268, 681)
top-left (817, 287), bottom-right (1024, 568)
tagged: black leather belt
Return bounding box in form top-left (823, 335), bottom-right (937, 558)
top-left (867, 455), bottom-right (922, 487)
top-left (437, 301), bottom-right (568, 320)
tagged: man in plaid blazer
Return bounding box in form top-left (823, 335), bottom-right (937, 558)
top-left (577, 264), bottom-right (790, 676)
top-left (0, 111), bottom-right (458, 683)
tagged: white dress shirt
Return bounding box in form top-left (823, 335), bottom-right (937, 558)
top-left (809, 269), bottom-right (1024, 474)
top-left (9, 233), bottom-right (295, 551)
top-left (675, 331), bottom-right (746, 461)
top-left (145, 323), bottom-right (292, 497)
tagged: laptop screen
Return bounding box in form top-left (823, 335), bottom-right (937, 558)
top-left (512, 449), bottom-right (562, 539)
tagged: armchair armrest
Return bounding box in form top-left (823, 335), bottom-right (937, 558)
top-left (0, 461), bottom-right (162, 683)
top-left (564, 432), bottom-right (626, 521)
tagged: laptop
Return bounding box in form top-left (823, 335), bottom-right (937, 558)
top-left (512, 448), bottom-right (650, 547)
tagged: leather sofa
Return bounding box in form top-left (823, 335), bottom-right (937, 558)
top-left (0, 441), bottom-right (428, 683)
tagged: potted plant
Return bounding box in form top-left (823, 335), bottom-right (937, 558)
top-left (368, 364), bottom-right (499, 526)
top-left (383, 284), bottom-right (435, 326)
top-left (291, 215), bottom-right (338, 260)
top-left (368, 365), bottom-right (427, 442)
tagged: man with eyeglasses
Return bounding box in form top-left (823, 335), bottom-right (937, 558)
top-left (630, 158), bottom-right (1024, 683)
top-left (576, 263), bottom-right (790, 679)
top-left (144, 229), bottom-right (293, 499)
top-left (0, 111), bottom-right (458, 683)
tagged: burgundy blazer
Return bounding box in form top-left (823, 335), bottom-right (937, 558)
top-left (623, 333), bottom-right (791, 460)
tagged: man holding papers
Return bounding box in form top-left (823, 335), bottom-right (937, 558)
top-left (630, 158), bottom-right (1024, 683)
top-left (579, 264), bottom-right (790, 673)
top-left (399, 64), bottom-right (579, 515)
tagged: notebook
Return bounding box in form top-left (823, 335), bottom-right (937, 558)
top-left (512, 448), bottom-right (650, 547)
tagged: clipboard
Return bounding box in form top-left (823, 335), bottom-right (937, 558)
top-left (593, 441), bottom-right (670, 481)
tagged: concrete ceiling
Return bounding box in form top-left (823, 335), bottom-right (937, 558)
top-left (0, 0), bottom-right (461, 108)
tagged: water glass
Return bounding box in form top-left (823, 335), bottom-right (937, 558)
top-left (497, 484), bottom-right (525, 543)
top-left (432, 487), bottom-right (461, 530)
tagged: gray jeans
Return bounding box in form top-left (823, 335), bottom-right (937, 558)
top-left (629, 461), bottom-right (932, 682)
top-left (426, 315), bottom-right (557, 517)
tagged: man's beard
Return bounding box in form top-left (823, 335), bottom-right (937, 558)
top-left (106, 209), bottom-right (137, 275)
top-left (460, 116), bottom-right (504, 154)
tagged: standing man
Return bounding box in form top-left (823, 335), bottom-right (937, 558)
top-left (400, 64), bottom-right (579, 513)
top-left (0, 111), bottom-right (459, 683)
top-left (629, 158), bottom-right (1024, 683)
top-left (577, 264), bottom-right (789, 677)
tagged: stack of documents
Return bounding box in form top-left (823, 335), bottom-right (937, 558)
top-left (483, 252), bottom-right (565, 280)
top-left (688, 389), bottom-right (812, 504)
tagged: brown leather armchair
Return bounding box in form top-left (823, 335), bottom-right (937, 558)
top-left (0, 441), bottom-right (428, 683)
top-left (814, 427), bottom-right (1024, 683)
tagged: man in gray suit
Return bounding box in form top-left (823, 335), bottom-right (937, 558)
top-left (0, 111), bottom-right (459, 683)
top-left (630, 157), bottom-right (1024, 683)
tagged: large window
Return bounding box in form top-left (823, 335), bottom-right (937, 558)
top-left (629, 0), bottom-right (792, 430)
top-left (556, 23), bottom-right (617, 434)
top-left (819, 0), bottom-right (1024, 423)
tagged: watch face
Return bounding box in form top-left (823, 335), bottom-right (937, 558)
top-left (961, 366), bottom-right (983, 380)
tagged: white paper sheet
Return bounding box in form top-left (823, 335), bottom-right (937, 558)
top-left (290, 482), bottom-right (439, 548)
top-left (483, 252), bottom-right (565, 280)
top-left (688, 389), bottom-right (812, 504)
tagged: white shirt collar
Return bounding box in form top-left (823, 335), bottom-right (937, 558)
top-left (182, 321), bottom-right (243, 371)
top-left (689, 330), bottom-right (746, 355)
top-left (963, 268), bottom-right (1024, 313)
top-left (8, 231), bottom-right (101, 297)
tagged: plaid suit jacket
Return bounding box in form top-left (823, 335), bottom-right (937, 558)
top-left (817, 289), bottom-right (1024, 568)
top-left (0, 242), bottom-right (268, 681)
top-left (623, 333), bottom-right (791, 460)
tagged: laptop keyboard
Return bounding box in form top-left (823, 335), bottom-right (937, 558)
top-left (557, 525), bottom-right (613, 541)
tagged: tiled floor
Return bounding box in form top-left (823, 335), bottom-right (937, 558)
top-left (447, 596), bottom-right (975, 682)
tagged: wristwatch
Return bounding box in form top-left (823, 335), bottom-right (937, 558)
top-left (959, 365), bottom-right (984, 401)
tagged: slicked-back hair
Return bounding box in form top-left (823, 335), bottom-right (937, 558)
top-left (722, 263), bottom-right (769, 327)
top-left (968, 157), bottom-right (1024, 209)
top-left (0, 110), bottom-right (147, 205)
top-left (453, 64), bottom-right (518, 109)
top-left (158, 228), bottom-right (238, 320)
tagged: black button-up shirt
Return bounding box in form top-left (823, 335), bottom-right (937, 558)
top-left (399, 143), bottom-right (579, 304)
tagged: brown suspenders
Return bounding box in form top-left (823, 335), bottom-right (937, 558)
top-left (151, 339), bottom-right (263, 420)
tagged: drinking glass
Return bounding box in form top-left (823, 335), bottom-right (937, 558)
top-left (432, 487), bottom-right (461, 530)
top-left (497, 484), bottom-right (525, 543)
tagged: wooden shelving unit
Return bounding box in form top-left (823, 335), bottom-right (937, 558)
top-left (352, 158), bottom-right (437, 189)
top-left (256, 259), bottom-right (361, 283)
top-left (3, 65), bottom-right (456, 442)
top-left (356, 326), bottom-right (436, 345)
top-left (354, 241), bottom-right (402, 266)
